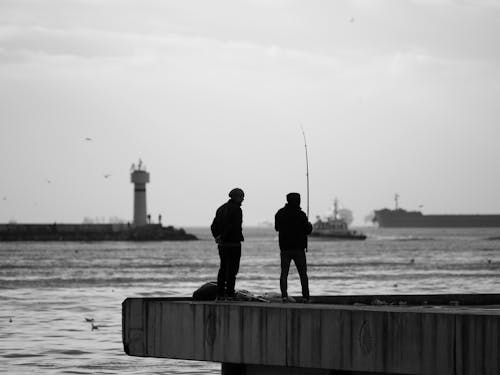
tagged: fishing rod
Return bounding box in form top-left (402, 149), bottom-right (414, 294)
top-left (301, 126), bottom-right (310, 218)
top-left (301, 126), bottom-right (310, 253)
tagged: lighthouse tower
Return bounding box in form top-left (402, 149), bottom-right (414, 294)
top-left (130, 160), bottom-right (150, 226)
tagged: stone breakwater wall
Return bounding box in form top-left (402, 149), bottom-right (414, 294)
top-left (0, 223), bottom-right (197, 241)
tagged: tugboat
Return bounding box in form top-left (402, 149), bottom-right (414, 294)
top-left (311, 198), bottom-right (367, 240)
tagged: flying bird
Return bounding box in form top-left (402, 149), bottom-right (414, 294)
top-left (85, 137), bottom-right (92, 141)
top-left (103, 174), bottom-right (111, 179)
top-left (84, 317), bottom-right (94, 323)
top-left (349, 17), bottom-right (355, 23)
top-left (46, 179), bottom-right (52, 184)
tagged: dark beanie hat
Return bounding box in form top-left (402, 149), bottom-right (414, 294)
top-left (229, 188), bottom-right (244, 198)
top-left (286, 192), bottom-right (301, 205)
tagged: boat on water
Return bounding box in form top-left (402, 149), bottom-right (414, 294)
top-left (373, 194), bottom-right (500, 228)
top-left (373, 209), bottom-right (500, 228)
top-left (311, 199), bottom-right (367, 240)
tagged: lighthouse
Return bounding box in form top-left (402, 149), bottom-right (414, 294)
top-left (130, 160), bottom-right (150, 226)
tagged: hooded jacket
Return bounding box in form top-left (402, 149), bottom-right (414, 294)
top-left (275, 203), bottom-right (312, 251)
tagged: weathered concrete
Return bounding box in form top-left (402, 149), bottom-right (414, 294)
top-left (122, 295), bottom-right (500, 375)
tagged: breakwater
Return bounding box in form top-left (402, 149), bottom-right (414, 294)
top-left (0, 223), bottom-right (197, 241)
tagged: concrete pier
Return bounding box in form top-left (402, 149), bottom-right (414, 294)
top-left (122, 294), bottom-right (500, 375)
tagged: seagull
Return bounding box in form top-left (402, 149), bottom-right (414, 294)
top-left (9, 317), bottom-right (12, 323)
top-left (84, 317), bottom-right (94, 323)
top-left (349, 17), bottom-right (355, 23)
top-left (103, 174), bottom-right (111, 179)
top-left (46, 179), bottom-right (51, 184)
top-left (91, 322), bottom-right (100, 330)
top-left (85, 137), bottom-right (92, 141)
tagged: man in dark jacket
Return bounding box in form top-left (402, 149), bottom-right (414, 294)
top-left (210, 188), bottom-right (245, 300)
top-left (275, 192), bottom-right (312, 302)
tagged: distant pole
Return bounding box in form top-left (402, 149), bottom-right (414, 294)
top-left (301, 126), bottom-right (310, 218)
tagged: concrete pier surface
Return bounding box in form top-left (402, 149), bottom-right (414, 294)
top-left (122, 294), bottom-right (500, 375)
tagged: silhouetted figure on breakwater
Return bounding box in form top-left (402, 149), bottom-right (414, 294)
top-left (211, 188), bottom-right (245, 301)
top-left (275, 192), bottom-right (312, 302)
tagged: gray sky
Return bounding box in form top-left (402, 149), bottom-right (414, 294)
top-left (1, 0), bottom-right (499, 226)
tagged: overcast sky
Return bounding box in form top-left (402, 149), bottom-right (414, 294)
top-left (1, 0), bottom-right (499, 226)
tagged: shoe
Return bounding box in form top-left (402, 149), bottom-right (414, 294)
top-left (215, 294), bottom-right (226, 302)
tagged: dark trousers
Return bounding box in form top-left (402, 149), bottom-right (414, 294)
top-left (280, 250), bottom-right (309, 299)
top-left (217, 244), bottom-right (241, 297)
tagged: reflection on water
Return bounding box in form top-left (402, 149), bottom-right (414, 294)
top-left (1, 226), bottom-right (500, 374)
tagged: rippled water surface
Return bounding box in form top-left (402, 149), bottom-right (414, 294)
top-left (1, 226), bottom-right (500, 374)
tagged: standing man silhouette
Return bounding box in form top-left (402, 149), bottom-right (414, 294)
top-left (211, 188), bottom-right (245, 301)
top-left (275, 192), bottom-right (312, 302)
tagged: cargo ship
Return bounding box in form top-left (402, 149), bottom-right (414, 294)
top-left (373, 194), bottom-right (500, 228)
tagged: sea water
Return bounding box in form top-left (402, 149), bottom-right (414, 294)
top-left (1, 226), bottom-right (500, 374)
